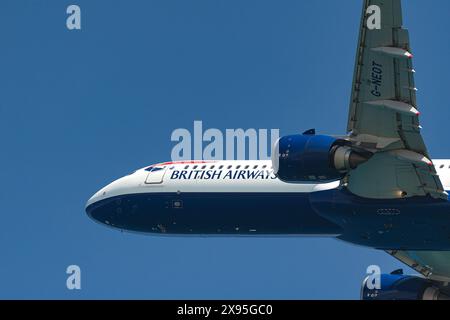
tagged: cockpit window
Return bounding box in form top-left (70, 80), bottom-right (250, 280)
top-left (145, 166), bottom-right (164, 172)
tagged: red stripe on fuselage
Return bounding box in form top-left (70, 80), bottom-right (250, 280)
top-left (153, 160), bottom-right (217, 167)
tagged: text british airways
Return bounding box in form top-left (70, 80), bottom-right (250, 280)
top-left (170, 169), bottom-right (277, 180)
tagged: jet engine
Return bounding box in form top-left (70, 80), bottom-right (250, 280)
top-left (361, 273), bottom-right (450, 300)
top-left (272, 132), bottom-right (370, 182)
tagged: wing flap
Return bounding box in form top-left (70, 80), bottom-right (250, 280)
top-left (345, 0), bottom-right (446, 200)
top-left (388, 250), bottom-right (450, 282)
top-left (348, 0), bottom-right (419, 151)
top-left (347, 149), bottom-right (446, 200)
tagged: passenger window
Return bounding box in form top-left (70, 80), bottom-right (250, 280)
top-left (210, 165), bottom-right (215, 169)
top-left (227, 165), bottom-right (232, 169)
top-left (219, 165), bottom-right (224, 169)
top-left (244, 165), bottom-right (249, 169)
top-left (184, 165), bottom-right (189, 170)
top-left (262, 165), bottom-right (267, 169)
top-left (440, 164), bottom-right (445, 169)
top-left (236, 165), bottom-right (241, 169)
top-left (253, 165), bottom-right (258, 169)
top-left (193, 165), bottom-right (198, 169)
top-left (201, 165), bottom-right (206, 169)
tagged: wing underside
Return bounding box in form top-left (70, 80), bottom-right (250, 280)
top-left (345, 0), bottom-right (446, 200)
top-left (347, 0), bottom-right (450, 282)
top-left (387, 250), bottom-right (450, 282)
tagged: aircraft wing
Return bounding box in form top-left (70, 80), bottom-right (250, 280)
top-left (346, 0), bottom-right (450, 284)
top-left (387, 250), bottom-right (450, 282)
top-left (345, 0), bottom-right (447, 200)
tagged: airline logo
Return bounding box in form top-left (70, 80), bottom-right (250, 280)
top-left (170, 169), bottom-right (276, 180)
top-left (145, 161), bottom-right (277, 180)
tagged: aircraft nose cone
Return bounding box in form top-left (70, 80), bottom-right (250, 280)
top-left (85, 182), bottom-right (117, 226)
top-left (85, 175), bottom-right (127, 219)
top-left (85, 172), bottom-right (144, 229)
top-left (85, 192), bottom-right (106, 223)
top-left (85, 194), bottom-right (120, 227)
top-left (86, 191), bottom-right (101, 210)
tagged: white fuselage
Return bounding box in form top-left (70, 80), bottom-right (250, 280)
top-left (86, 159), bottom-right (450, 208)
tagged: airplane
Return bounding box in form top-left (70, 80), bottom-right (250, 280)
top-left (85, 0), bottom-right (450, 300)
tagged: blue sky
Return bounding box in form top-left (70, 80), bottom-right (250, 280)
top-left (1, 0), bottom-right (450, 299)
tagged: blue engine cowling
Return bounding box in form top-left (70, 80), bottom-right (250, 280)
top-left (272, 133), bottom-right (367, 182)
top-left (361, 273), bottom-right (450, 300)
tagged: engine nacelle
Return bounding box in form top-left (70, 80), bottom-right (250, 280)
top-left (361, 274), bottom-right (450, 300)
top-left (272, 133), bottom-right (369, 182)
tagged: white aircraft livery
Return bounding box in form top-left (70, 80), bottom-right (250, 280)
top-left (86, 0), bottom-right (450, 300)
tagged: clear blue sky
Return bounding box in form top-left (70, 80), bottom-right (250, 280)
top-left (1, 0), bottom-right (450, 299)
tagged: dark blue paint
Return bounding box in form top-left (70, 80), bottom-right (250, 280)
top-left (310, 188), bottom-right (450, 250)
top-left (86, 192), bottom-right (342, 235)
top-left (361, 274), bottom-right (431, 300)
top-left (276, 134), bottom-right (344, 182)
top-left (87, 187), bottom-right (450, 250)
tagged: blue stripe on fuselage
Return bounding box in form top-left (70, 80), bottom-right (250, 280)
top-left (86, 192), bottom-right (342, 236)
top-left (85, 188), bottom-right (450, 250)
